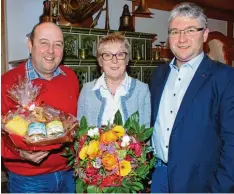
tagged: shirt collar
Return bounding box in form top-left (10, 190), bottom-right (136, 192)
top-left (25, 58), bottom-right (66, 81)
top-left (170, 52), bottom-right (204, 71)
top-left (92, 72), bottom-right (131, 92)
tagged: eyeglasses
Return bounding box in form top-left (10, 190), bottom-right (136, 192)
top-left (168, 27), bottom-right (204, 37)
top-left (100, 52), bottom-right (128, 61)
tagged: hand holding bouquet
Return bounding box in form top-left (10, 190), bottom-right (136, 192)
top-left (64, 111), bottom-right (156, 193)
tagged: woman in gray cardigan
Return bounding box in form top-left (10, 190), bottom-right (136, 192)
top-left (77, 32), bottom-right (151, 127)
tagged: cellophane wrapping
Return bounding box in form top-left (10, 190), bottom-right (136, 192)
top-left (1, 78), bottom-right (78, 151)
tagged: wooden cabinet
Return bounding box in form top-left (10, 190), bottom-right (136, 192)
top-left (60, 26), bottom-right (165, 87)
top-left (204, 31), bottom-right (234, 66)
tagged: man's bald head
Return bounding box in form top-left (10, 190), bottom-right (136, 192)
top-left (29, 22), bottom-right (63, 44)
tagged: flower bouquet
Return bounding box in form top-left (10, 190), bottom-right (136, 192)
top-left (64, 111), bottom-right (156, 193)
top-left (1, 78), bottom-right (78, 151)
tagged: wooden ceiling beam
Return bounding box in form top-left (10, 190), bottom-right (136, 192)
top-left (140, 0), bottom-right (234, 22)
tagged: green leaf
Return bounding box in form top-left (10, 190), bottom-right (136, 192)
top-left (113, 110), bottom-right (123, 125)
top-left (68, 155), bottom-right (75, 161)
top-left (131, 181), bottom-right (144, 191)
top-left (75, 178), bottom-right (84, 193)
top-left (116, 187), bottom-right (124, 193)
top-left (127, 127), bottom-right (135, 135)
top-left (122, 179), bottom-right (131, 189)
top-left (78, 116), bottom-right (89, 137)
top-left (135, 134), bottom-right (145, 142)
top-left (124, 181), bottom-right (144, 192)
top-left (136, 127), bottom-right (154, 142)
top-left (61, 151), bottom-right (72, 157)
top-left (87, 185), bottom-right (102, 193)
top-left (139, 150), bottom-right (147, 163)
top-left (121, 186), bottom-right (130, 193)
top-left (135, 165), bottom-right (149, 178)
top-left (142, 127), bottom-right (154, 140)
top-left (61, 146), bottom-right (74, 158)
top-left (74, 141), bottom-right (79, 153)
top-left (80, 116), bottom-right (88, 129)
top-left (149, 155), bottom-right (157, 169)
top-left (130, 120), bottom-right (140, 133)
top-left (102, 186), bottom-right (116, 193)
top-left (65, 146), bottom-right (72, 153)
top-left (87, 185), bottom-right (96, 193)
top-left (67, 158), bottom-right (75, 167)
top-left (139, 124), bottom-right (146, 133)
top-left (124, 111), bottom-right (139, 129)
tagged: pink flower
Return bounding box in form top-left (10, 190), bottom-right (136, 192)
top-left (129, 142), bottom-right (142, 157)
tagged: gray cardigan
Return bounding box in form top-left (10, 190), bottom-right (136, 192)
top-left (77, 78), bottom-right (151, 127)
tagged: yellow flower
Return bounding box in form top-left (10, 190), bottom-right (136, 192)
top-left (87, 140), bottom-right (101, 159)
top-left (100, 130), bottom-right (118, 144)
top-left (101, 152), bottom-right (118, 170)
top-left (118, 160), bottom-right (132, 176)
top-left (79, 145), bottom-right (88, 160)
top-left (112, 125), bottom-right (125, 138)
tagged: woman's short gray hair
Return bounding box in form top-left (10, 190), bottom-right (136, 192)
top-left (168, 2), bottom-right (208, 29)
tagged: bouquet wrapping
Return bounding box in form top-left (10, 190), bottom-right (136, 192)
top-left (64, 111), bottom-right (156, 193)
top-left (1, 78), bottom-right (78, 151)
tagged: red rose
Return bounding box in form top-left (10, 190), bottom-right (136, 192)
top-left (100, 175), bottom-right (122, 187)
top-left (125, 155), bottom-right (133, 161)
top-left (89, 174), bottom-right (102, 185)
top-left (85, 167), bottom-right (98, 177)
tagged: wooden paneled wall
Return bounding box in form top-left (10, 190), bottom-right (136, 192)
top-left (1, 0), bottom-right (8, 74)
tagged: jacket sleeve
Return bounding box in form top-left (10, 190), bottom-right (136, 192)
top-left (77, 84), bottom-right (87, 122)
top-left (141, 85), bottom-right (151, 128)
top-left (210, 70), bottom-right (234, 192)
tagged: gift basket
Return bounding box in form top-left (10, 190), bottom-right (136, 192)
top-left (1, 78), bottom-right (78, 151)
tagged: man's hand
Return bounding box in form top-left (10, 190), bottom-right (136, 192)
top-left (19, 150), bottom-right (49, 163)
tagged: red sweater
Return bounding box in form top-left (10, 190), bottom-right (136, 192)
top-left (1, 62), bottom-right (79, 175)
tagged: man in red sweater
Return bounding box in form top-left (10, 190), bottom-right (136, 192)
top-left (1, 22), bottom-right (79, 193)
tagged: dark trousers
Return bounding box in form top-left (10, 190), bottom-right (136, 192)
top-left (151, 159), bottom-right (169, 193)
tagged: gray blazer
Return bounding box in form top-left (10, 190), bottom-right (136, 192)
top-left (77, 78), bottom-right (151, 127)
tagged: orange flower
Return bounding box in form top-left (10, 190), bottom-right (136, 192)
top-left (87, 140), bottom-right (102, 159)
top-left (101, 152), bottom-right (118, 170)
top-left (100, 130), bottom-right (118, 144)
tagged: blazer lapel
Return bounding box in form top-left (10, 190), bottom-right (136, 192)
top-left (151, 65), bottom-right (171, 125)
top-left (172, 55), bottom-right (213, 131)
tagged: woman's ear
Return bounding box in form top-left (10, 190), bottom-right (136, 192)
top-left (98, 57), bottom-right (102, 67)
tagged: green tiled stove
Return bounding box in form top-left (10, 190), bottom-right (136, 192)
top-left (60, 26), bottom-right (165, 88)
